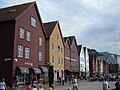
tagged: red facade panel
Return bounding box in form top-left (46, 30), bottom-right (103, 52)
top-left (0, 2), bottom-right (46, 87)
top-left (12, 4), bottom-right (45, 76)
top-left (64, 47), bottom-right (71, 70)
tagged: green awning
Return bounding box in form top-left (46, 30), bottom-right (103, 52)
top-left (16, 67), bottom-right (29, 74)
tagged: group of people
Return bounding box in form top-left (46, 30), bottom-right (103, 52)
top-left (103, 78), bottom-right (120, 90)
top-left (58, 76), bottom-right (65, 85)
top-left (26, 84), bottom-right (44, 90)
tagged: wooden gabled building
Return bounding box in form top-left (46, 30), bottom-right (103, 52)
top-left (0, 2), bottom-right (46, 87)
top-left (43, 21), bottom-right (64, 81)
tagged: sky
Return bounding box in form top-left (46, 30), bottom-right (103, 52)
top-left (0, 0), bottom-right (120, 54)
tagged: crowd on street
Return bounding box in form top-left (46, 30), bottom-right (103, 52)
top-left (0, 74), bottom-right (120, 90)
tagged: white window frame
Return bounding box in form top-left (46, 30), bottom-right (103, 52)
top-left (38, 37), bottom-right (42, 46)
top-left (19, 27), bottom-right (24, 39)
top-left (26, 31), bottom-right (31, 41)
top-left (38, 51), bottom-right (42, 61)
top-left (17, 45), bottom-right (23, 58)
top-left (25, 47), bottom-right (30, 59)
top-left (31, 17), bottom-right (36, 27)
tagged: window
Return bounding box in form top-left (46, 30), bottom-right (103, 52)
top-left (17, 45), bottom-right (23, 58)
top-left (38, 51), bottom-right (42, 61)
top-left (61, 47), bottom-right (63, 53)
top-left (26, 31), bottom-right (31, 41)
top-left (58, 46), bottom-right (60, 52)
top-left (25, 47), bottom-right (30, 59)
top-left (61, 58), bottom-right (63, 64)
top-left (38, 37), bottom-right (42, 46)
top-left (31, 17), bottom-right (36, 27)
top-left (58, 57), bottom-right (60, 64)
top-left (56, 34), bottom-right (59, 39)
top-left (52, 55), bottom-right (54, 64)
top-left (19, 27), bottom-right (24, 39)
top-left (52, 43), bottom-right (54, 50)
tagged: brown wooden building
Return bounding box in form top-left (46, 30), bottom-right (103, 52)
top-left (64, 36), bottom-right (79, 78)
top-left (64, 37), bottom-right (71, 76)
top-left (0, 2), bottom-right (47, 87)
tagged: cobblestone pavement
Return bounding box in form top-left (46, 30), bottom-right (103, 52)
top-left (11, 80), bottom-right (116, 90)
top-left (54, 80), bottom-right (116, 90)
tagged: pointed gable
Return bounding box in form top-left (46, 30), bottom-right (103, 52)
top-left (43, 21), bottom-right (58, 38)
top-left (64, 37), bottom-right (70, 49)
top-left (0, 2), bottom-right (34, 22)
top-left (77, 45), bottom-right (82, 55)
top-left (65, 36), bottom-right (78, 52)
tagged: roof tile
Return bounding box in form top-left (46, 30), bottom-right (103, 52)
top-left (0, 2), bottom-right (34, 22)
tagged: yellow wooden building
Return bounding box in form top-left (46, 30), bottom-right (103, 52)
top-left (43, 21), bottom-right (64, 81)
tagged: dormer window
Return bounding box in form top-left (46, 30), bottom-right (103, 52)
top-left (30, 17), bottom-right (36, 27)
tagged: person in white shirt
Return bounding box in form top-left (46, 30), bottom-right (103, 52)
top-left (32, 85), bottom-right (37, 90)
top-left (103, 78), bottom-right (110, 90)
top-left (0, 78), bottom-right (6, 90)
top-left (72, 77), bottom-right (78, 90)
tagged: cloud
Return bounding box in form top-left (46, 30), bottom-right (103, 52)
top-left (0, 0), bottom-right (120, 54)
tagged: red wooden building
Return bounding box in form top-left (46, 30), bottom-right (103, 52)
top-left (64, 36), bottom-right (79, 78)
top-left (0, 2), bottom-right (47, 87)
top-left (64, 37), bottom-right (71, 75)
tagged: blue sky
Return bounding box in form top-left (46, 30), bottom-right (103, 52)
top-left (0, 0), bottom-right (120, 54)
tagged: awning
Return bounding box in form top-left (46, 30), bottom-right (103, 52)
top-left (39, 66), bottom-right (48, 73)
top-left (29, 67), bottom-right (41, 74)
top-left (66, 69), bottom-right (79, 73)
top-left (16, 67), bottom-right (29, 74)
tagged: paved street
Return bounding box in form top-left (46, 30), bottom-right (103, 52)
top-left (53, 80), bottom-right (116, 90)
top-left (17, 80), bottom-right (116, 90)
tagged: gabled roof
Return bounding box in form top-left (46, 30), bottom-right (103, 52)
top-left (0, 1), bottom-right (47, 38)
top-left (43, 21), bottom-right (58, 38)
top-left (63, 37), bottom-right (70, 48)
top-left (64, 36), bottom-right (78, 52)
top-left (63, 37), bottom-right (68, 43)
top-left (77, 45), bottom-right (82, 55)
top-left (0, 2), bottom-right (35, 22)
top-left (64, 36), bottom-right (76, 46)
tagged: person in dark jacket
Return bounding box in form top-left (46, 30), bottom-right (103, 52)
top-left (115, 81), bottom-right (120, 90)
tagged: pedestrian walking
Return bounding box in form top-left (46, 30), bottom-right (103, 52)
top-left (37, 74), bottom-right (40, 84)
top-left (31, 75), bottom-right (36, 87)
top-left (48, 84), bottom-right (54, 90)
top-left (72, 77), bottom-right (78, 90)
top-left (62, 76), bottom-right (65, 85)
top-left (15, 76), bottom-right (19, 88)
top-left (0, 78), bottom-right (6, 90)
top-left (38, 84), bottom-right (44, 90)
top-left (114, 81), bottom-right (120, 90)
top-left (67, 87), bottom-right (70, 90)
top-left (32, 85), bottom-right (37, 90)
top-left (103, 78), bottom-right (110, 90)
top-left (26, 85), bottom-right (32, 90)
top-left (58, 76), bottom-right (61, 85)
